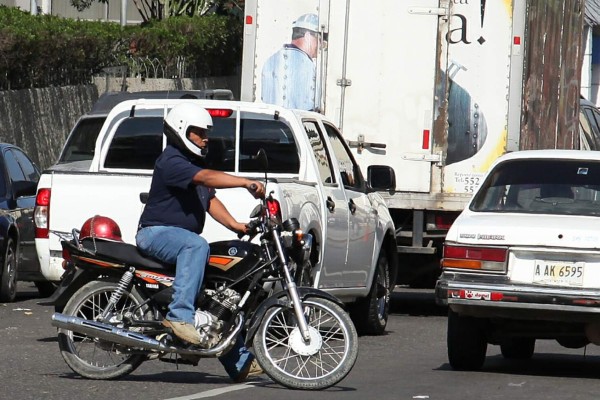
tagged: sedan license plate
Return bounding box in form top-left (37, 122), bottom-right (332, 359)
top-left (533, 260), bottom-right (584, 286)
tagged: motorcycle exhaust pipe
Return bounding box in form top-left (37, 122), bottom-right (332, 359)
top-left (51, 312), bottom-right (244, 356)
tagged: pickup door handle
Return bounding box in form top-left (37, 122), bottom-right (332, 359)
top-left (348, 199), bottom-right (356, 214)
top-left (326, 196), bottom-right (335, 212)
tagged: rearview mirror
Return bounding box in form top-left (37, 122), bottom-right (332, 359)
top-left (367, 165), bottom-right (396, 191)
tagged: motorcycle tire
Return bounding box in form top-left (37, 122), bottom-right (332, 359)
top-left (252, 297), bottom-right (358, 390)
top-left (57, 279), bottom-right (149, 379)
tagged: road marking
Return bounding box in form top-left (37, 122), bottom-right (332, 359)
top-left (163, 382), bottom-right (258, 399)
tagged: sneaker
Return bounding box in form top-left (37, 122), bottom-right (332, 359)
top-left (162, 319), bottom-right (201, 345)
top-left (233, 359), bottom-right (263, 383)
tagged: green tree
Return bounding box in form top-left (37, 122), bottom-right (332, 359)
top-left (70, 0), bottom-right (243, 22)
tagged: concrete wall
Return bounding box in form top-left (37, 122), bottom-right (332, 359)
top-left (0, 75), bottom-right (241, 171)
top-left (0, 85), bottom-right (98, 170)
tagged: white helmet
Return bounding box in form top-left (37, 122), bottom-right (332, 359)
top-left (164, 103), bottom-right (213, 158)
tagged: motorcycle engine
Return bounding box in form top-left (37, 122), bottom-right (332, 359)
top-left (194, 288), bottom-right (241, 348)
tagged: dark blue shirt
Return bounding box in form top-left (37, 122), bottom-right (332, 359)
top-left (139, 145), bottom-right (215, 234)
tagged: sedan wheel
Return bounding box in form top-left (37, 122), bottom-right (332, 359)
top-left (0, 238), bottom-right (17, 302)
top-left (447, 309), bottom-right (487, 370)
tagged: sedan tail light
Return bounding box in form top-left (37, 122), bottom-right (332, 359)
top-left (442, 244), bottom-right (508, 272)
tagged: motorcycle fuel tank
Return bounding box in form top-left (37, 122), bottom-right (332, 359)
top-left (205, 240), bottom-right (260, 281)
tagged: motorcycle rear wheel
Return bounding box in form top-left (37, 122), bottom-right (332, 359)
top-left (57, 279), bottom-right (149, 379)
top-left (253, 297), bottom-right (358, 390)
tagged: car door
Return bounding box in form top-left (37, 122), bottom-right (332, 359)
top-left (322, 121), bottom-right (376, 287)
top-left (303, 120), bottom-right (350, 289)
top-left (3, 148), bottom-right (39, 272)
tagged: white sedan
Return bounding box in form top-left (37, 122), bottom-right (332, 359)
top-left (436, 149), bottom-right (600, 371)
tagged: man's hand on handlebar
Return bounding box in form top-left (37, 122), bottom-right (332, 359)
top-left (237, 219), bottom-right (261, 239)
top-left (247, 181), bottom-right (265, 199)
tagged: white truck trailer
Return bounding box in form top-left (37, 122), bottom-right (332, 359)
top-left (240, 0), bottom-right (585, 286)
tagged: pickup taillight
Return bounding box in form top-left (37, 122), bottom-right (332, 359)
top-left (441, 244), bottom-right (508, 272)
top-left (34, 188), bottom-right (51, 239)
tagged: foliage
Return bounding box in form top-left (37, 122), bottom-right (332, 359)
top-left (0, 5), bottom-right (242, 90)
top-left (69, 0), bottom-right (244, 22)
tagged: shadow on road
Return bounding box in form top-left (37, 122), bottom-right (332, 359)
top-left (390, 286), bottom-right (447, 317)
top-left (437, 352), bottom-right (600, 380)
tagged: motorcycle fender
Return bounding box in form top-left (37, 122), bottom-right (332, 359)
top-left (244, 287), bottom-right (345, 346)
top-left (37, 267), bottom-right (96, 309)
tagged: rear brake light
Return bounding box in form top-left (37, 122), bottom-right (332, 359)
top-left (206, 109), bottom-right (233, 118)
top-left (442, 244), bottom-right (507, 271)
top-left (266, 198), bottom-right (282, 220)
top-left (34, 188), bottom-right (51, 239)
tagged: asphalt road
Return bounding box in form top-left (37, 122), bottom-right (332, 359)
top-left (2, 283), bottom-right (600, 400)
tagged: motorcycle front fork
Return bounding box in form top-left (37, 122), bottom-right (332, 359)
top-left (270, 230), bottom-right (312, 342)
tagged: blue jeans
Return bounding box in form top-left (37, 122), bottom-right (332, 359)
top-left (136, 225), bottom-right (254, 379)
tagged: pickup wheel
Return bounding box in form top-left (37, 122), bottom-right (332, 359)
top-left (35, 281), bottom-right (57, 298)
top-left (293, 260), bottom-right (314, 287)
top-left (447, 309), bottom-right (487, 371)
top-left (0, 237), bottom-right (17, 302)
top-left (349, 251), bottom-right (390, 335)
top-left (500, 338), bottom-right (535, 359)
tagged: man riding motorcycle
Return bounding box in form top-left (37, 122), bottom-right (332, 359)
top-left (135, 103), bottom-right (265, 382)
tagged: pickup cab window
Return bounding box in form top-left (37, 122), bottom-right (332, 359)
top-left (304, 121), bottom-right (335, 184)
top-left (322, 123), bottom-right (365, 190)
top-left (101, 113), bottom-right (300, 173)
top-left (104, 117), bottom-right (164, 170)
top-left (210, 116), bottom-right (300, 173)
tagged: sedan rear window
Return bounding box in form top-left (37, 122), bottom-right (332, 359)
top-left (470, 159), bottom-right (600, 216)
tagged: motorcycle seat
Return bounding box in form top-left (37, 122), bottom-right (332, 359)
top-left (80, 238), bottom-right (174, 271)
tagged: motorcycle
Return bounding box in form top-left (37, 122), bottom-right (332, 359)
top-left (42, 150), bottom-right (358, 390)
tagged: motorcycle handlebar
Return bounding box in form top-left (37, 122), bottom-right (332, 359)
top-left (238, 218), bottom-right (261, 239)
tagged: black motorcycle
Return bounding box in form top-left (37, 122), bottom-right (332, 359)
top-left (42, 152), bottom-right (358, 390)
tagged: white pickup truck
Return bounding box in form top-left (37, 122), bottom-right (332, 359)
top-left (34, 96), bottom-right (398, 334)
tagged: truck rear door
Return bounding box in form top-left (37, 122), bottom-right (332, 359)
top-left (324, 0), bottom-right (446, 192)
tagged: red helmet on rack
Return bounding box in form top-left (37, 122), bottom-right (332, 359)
top-left (79, 215), bottom-right (123, 242)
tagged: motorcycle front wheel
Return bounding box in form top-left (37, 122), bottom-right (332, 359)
top-left (57, 279), bottom-right (149, 379)
top-left (253, 297), bottom-right (358, 390)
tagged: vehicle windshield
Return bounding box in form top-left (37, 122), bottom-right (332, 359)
top-left (470, 158), bottom-right (600, 216)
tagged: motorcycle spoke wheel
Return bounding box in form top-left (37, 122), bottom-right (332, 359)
top-left (58, 280), bottom-right (148, 380)
top-left (253, 298), bottom-right (358, 390)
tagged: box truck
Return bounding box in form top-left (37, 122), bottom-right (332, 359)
top-left (240, 0), bottom-right (585, 286)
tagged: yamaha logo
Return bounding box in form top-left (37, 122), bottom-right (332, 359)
top-left (228, 247), bottom-right (238, 256)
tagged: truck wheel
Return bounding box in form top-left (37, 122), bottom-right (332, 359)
top-left (556, 336), bottom-right (589, 349)
top-left (349, 251), bottom-right (390, 335)
top-left (447, 309), bottom-right (487, 370)
top-left (500, 338), bottom-right (535, 359)
top-left (0, 238), bottom-right (17, 303)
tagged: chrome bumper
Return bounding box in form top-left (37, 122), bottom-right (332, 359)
top-left (436, 271), bottom-right (600, 323)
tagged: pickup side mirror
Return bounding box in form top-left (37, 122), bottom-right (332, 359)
top-left (12, 180), bottom-right (38, 198)
top-left (367, 165), bottom-right (396, 191)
